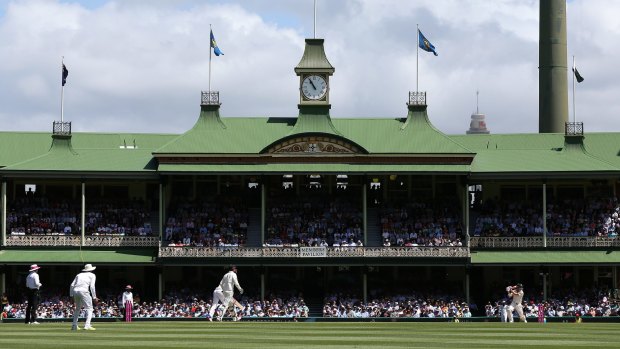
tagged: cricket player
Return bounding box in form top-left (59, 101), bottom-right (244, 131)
top-left (506, 283), bottom-right (527, 323)
top-left (208, 265), bottom-right (243, 321)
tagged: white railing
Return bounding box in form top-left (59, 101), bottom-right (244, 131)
top-left (6, 235), bottom-right (81, 247)
top-left (158, 246), bottom-right (470, 258)
top-left (469, 236), bottom-right (620, 248)
top-left (84, 236), bottom-right (159, 247)
top-left (5, 235), bottom-right (159, 247)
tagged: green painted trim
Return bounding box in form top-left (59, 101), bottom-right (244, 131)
top-left (471, 250), bottom-right (620, 265)
top-left (0, 249), bottom-right (156, 264)
top-left (157, 163), bottom-right (471, 173)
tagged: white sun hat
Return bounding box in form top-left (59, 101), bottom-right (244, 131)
top-left (82, 264), bottom-right (96, 272)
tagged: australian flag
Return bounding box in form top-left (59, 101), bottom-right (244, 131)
top-left (418, 29), bottom-right (438, 56)
top-left (210, 29), bottom-right (224, 56)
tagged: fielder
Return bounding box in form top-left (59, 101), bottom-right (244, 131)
top-left (208, 265), bottom-right (243, 321)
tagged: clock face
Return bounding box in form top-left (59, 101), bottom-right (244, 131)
top-left (301, 75), bottom-right (327, 100)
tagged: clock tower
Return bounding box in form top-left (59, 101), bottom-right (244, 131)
top-left (294, 38), bottom-right (335, 112)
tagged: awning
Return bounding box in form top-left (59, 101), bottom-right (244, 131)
top-left (0, 249), bottom-right (156, 264)
top-left (471, 250), bottom-right (620, 265)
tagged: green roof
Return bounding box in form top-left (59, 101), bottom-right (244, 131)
top-left (471, 250), bottom-right (620, 265)
top-left (0, 249), bottom-right (156, 264)
top-left (451, 133), bottom-right (620, 175)
top-left (2, 110), bottom-right (620, 176)
top-left (155, 106), bottom-right (473, 156)
top-left (294, 38), bottom-right (335, 74)
top-left (0, 132), bottom-right (177, 173)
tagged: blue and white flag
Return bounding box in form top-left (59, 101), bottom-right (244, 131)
top-left (210, 29), bottom-right (224, 56)
top-left (418, 29), bottom-right (438, 56)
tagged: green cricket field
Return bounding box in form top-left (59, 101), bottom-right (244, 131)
top-left (0, 321), bottom-right (618, 348)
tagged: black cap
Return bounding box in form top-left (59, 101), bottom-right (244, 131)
top-left (516, 283), bottom-right (523, 288)
top-left (230, 265), bottom-right (237, 271)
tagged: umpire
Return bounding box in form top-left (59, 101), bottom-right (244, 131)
top-left (25, 264), bottom-right (43, 324)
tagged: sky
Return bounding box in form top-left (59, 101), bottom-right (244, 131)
top-left (0, 0), bottom-right (618, 135)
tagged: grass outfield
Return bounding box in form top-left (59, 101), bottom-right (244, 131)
top-left (0, 322), bottom-right (619, 349)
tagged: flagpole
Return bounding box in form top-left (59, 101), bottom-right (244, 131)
top-left (209, 24), bottom-right (212, 94)
top-left (61, 56), bottom-right (65, 123)
top-left (416, 24), bottom-right (419, 93)
top-left (572, 55), bottom-right (576, 124)
top-left (314, 0), bottom-right (317, 39)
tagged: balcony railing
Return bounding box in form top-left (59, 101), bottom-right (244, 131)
top-left (5, 235), bottom-right (159, 247)
top-left (201, 91), bottom-right (220, 105)
top-left (158, 246), bottom-right (470, 258)
top-left (408, 91), bottom-right (426, 106)
top-left (565, 122), bottom-right (584, 136)
top-left (6, 235), bottom-right (619, 250)
top-left (52, 121), bottom-right (72, 136)
top-left (469, 236), bottom-right (620, 249)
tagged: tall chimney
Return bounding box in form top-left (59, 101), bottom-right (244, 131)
top-left (539, 0), bottom-right (568, 133)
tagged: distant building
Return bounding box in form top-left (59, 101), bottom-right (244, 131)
top-left (466, 112), bottom-right (490, 134)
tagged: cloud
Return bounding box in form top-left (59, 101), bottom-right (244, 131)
top-left (0, 0), bottom-right (619, 135)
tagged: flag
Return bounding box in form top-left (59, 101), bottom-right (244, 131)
top-left (210, 29), bottom-right (224, 56)
top-left (572, 67), bottom-right (584, 83)
top-left (62, 64), bottom-right (69, 86)
top-left (418, 29), bottom-right (438, 56)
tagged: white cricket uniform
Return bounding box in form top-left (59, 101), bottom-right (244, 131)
top-left (70, 272), bottom-right (97, 329)
top-left (208, 271), bottom-right (243, 319)
top-left (507, 289), bottom-right (526, 322)
top-left (219, 271), bottom-right (243, 304)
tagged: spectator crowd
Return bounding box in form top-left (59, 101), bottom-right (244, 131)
top-left (164, 197), bottom-right (249, 247)
top-left (379, 200), bottom-right (464, 247)
top-left (323, 291), bottom-right (472, 318)
top-left (474, 197), bottom-right (620, 238)
top-left (265, 198), bottom-right (363, 247)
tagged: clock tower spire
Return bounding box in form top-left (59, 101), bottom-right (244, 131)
top-left (294, 38), bottom-right (335, 112)
top-left (291, 38), bottom-right (339, 135)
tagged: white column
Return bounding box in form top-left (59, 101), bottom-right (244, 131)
top-left (362, 183), bottom-right (367, 246)
top-left (1, 181), bottom-right (6, 246)
top-left (81, 182), bottom-right (85, 246)
top-left (261, 184), bottom-right (266, 246)
top-left (464, 182), bottom-right (470, 246)
top-left (159, 182), bottom-right (164, 240)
